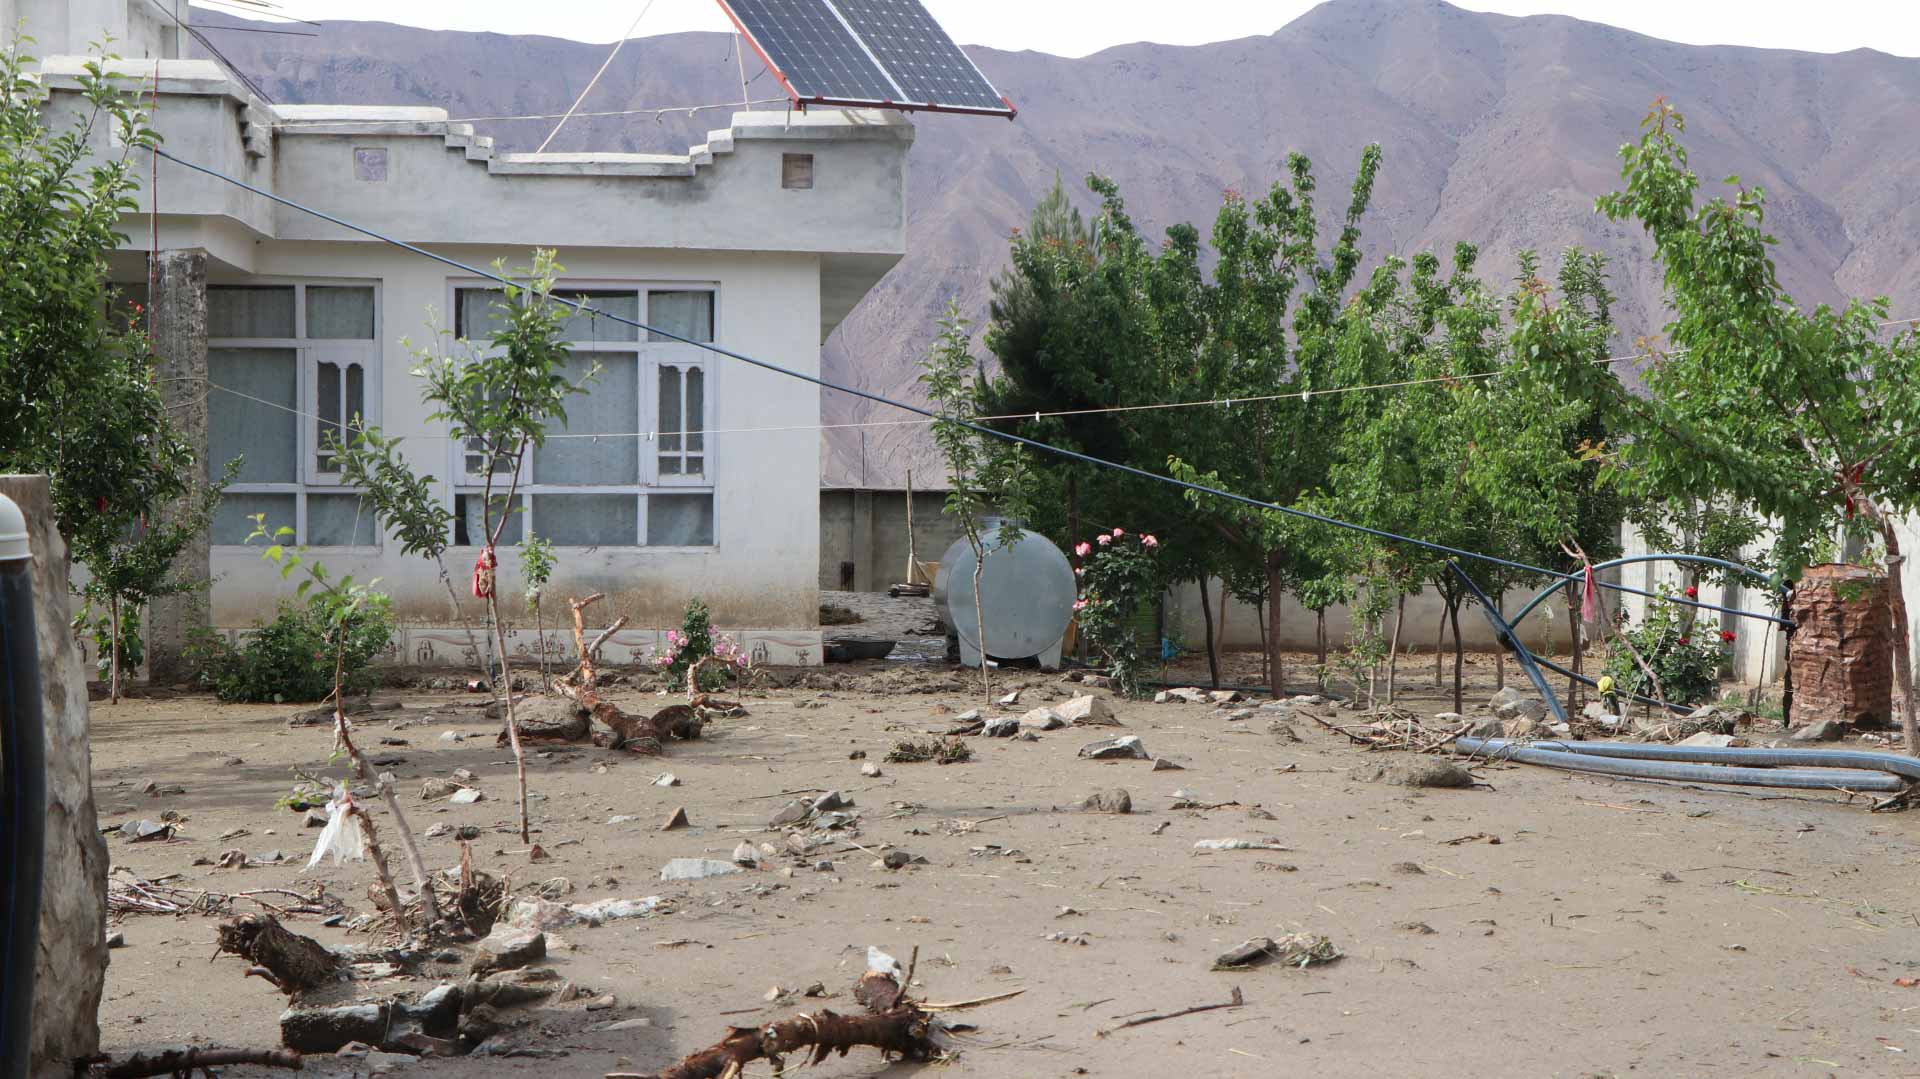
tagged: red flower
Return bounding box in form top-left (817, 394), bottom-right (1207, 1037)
top-left (1678, 637), bottom-right (1691, 646)
top-left (1721, 630), bottom-right (1737, 642)
top-left (1683, 586), bottom-right (1698, 599)
top-left (95, 495), bottom-right (108, 513)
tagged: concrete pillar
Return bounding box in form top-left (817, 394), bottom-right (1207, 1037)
top-left (146, 250), bottom-right (208, 684)
top-left (851, 489), bottom-right (875, 592)
top-left (0, 476), bottom-right (108, 1077)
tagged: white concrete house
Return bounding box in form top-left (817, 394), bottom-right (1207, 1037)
top-left (21, 0), bottom-right (913, 672)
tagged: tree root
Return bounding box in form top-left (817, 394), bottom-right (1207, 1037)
top-left (87, 1046), bottom-right (304, 1076)
top-left (214, 914), bottom-right (343, 995)
top-left (636, 968), bottom-right (940, 1079)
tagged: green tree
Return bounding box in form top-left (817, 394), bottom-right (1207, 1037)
top-left (416, 249), bottom-right (590, 839)
top-left (519, 533), bottom-right (556, 689)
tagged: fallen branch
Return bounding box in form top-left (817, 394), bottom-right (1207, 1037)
top-left (213, 914), bottom-right (343, 996)
top-left (89, 1047), bottom-right (303, 1077)
top-left (1097, 986), bottom-right (1244, 1036)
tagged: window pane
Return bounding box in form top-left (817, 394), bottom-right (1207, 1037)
top-left (534, 494), bottom-right (636, 546)
top-left (346, 363), bottom-right (366, 428)
top-left (308, 494), bottom-right (379, 546)
top-left (532, 353), bottom-right (638, 483)
top-left (306, 286), bottom-right (375, 339)
top-left (317, 361), bottom-right (342, 472)
top-left (686, 367), bottom-right (704, 453)
top-left (455, 494), bottom-right (522, 546)
top-left (658, 365), bottom-right (682, 452)
top-left (209, 348), bottom-right (298, 482)
top-left (557, 291), bottom-right (638, 342)
top-left (209, 285), bottom-right (295, 338)
top-left (456, 287), bottom-right (508, 341)
top-left (647, 291), bottom-right (713, 343)
top-left (647, 494), bottom-right (713, 546)
top-left (211, 493), bottom-right (296, 545)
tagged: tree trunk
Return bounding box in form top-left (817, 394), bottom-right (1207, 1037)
top-left (535, 601), bottom-right (549, 690)
top-left (1386, 593), bottom-right (1405, 704)
top-left (1780, 585), bottom-right (1795, 725)
top-left (486, 591), bottom-right (532, 842)
top-left (109, 594), bottom-right (122, 705)
top-left (1255, 597), bottom-right (1269, 685)
top-left (1878, 521), bottom-right (1918, 756)
top-left (1448, 596), bottom-right (1465, 715)
top-left (1434, 604), bottom-right (1445, 689)
top-left (1565, 582), bottom-right (1583, 715)
top-left (1316, 609), bottom-right (1327, 668)
top-left (1198, 578), bottom-right (1219, 689)
top-left (1494, 594), bottom-right (1506, 690)
top-left (1216, 579), bottom-right (1231, 683)
top-left (1265, 560), bottom-right (1285, 699)
top-left (971, 542), bottom-right (990, 702)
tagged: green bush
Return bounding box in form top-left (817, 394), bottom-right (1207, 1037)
top-left (200, 596), bottom-right (393, 703)
top-left (1600, 585), bottom-right (1734, 707)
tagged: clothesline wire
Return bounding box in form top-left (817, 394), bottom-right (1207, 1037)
top-left (152, 145), bottom-right (1807, 625)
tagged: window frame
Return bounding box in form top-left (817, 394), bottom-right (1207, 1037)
top-left (444, 278), bottom-right (719, 550)
top-left (207, 278), bottom-right (384, 550)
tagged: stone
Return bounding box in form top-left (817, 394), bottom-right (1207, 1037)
top-left (768, 800), bottom-right (812, 828)
top-left (1019, 706), bottom-right (1065, 731)
top-left (881, 850), bottom-right (921, 870)
top-left (504, 899), bottom-right (580, 932)
top-left (472, 929), bottom-right (546, 975)
top-left (1468, 716), bottom-right (1505, 738)
top-left (1165, 688), bottom-right (1209, 704)
top-left (1267, 722), bottom-right (1302, 742)
top-left (118, 820), bottom-right (172, 842)
top-left (1225, 708), bottom-right (1257, 722)
top-left (1676, 732), bottom-right (1741, 749)
top-left (813, 860), bottom-right (835, 872)
top-left (1208, 690), bottom-right (1241, 704)
top-left (811, 791), bottom-right (851, 812)
top-left (367, 1051), bottom-right (417, 1073)
top-left (1790, 719), bottom-right (1848, 742)
top-left (419, 778), bottom-right (459, 801)
top-left (1497, 697), bottom-right (1549, 722)
top-left (303, 810), bottom-right (330, 829)
top-left (860, 762), bottom-right (883, 777)
top-left (607, 815), bottom-right (638, 826)
top-left (997, 690), bottom-right (1021, 706)
top-left (660, 807), bottom-right (690, 831)
top-left (1433, 712), bottom-right (1467, 725)
top-left (572, 897), bottom-right (663, 923)
top-left (1151, 758), bottom-right (1185, 772)
top-left (1077, 789), bottom-right (1132, 814)
top-left (1488, 687), bottom-right (1527, 711)
top-left (659, 858), bottom-right (742, 882)
top-left (439, 731), bottom-right (465, 742)
top-left (424, 823), bottom-right (453, 839)
top-left (653, 773), bottom-right (681, 787)
top-left (1079, 735), bottom-right (1150, 760)
top-left (732, 842), bottom-right (761, 867)
top-left (1057, 695), bottom-right (1121, 727)
top-left (1350, 758), bottom-right (1475, 789)
top-left (982, 716), bottom-right (1020, 738)
top-left (449, 788), bottom-right (484, 805)
top-left (105, 932), bottom-right (126, 949)
top-left (1502, 718), bottom-right (1545, 739)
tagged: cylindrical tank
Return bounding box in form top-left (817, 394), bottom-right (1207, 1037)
top-left (932, 518), bottom-right (1075, 665)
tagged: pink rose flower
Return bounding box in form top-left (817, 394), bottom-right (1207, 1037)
top-left (1112, 528), bottom-right (1125, 537)
top-left (1073, 599), bottom-right (1088, 611)
top-left (1074, 542), bottom-right (1092, 557)
top-left (1096, 534), bottom-right (1112, 546)
top-left (1142, 535), bottom-right (1159, 548)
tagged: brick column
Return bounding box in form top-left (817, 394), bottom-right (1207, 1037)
top-left (146, 250), bottom-right (209, 684)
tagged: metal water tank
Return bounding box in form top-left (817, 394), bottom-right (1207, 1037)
top-left (932, 518), bottom-right (1075, 668)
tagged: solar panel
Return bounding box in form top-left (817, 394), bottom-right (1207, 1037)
top-left (717, 0), bottom-right (1015, 118)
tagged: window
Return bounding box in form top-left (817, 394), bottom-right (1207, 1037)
top-left (782, 153), bottom-right (814, 189)
top-left (206, 282), bottom-right (381, 546)
top-left (448, 283), bottom-right (717, 548)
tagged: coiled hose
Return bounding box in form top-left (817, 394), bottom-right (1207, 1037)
top-left (1454, 736), bottom-right (1908, 792)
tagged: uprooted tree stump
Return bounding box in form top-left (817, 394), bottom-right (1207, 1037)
top-left (215, 914), bottom-right (344, 995)
top-left (635, 967), bottom-right (939, 1079)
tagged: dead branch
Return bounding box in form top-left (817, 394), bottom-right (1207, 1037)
top-left (89, 1046), bottom-right (303, 1077)
top-left (1097, 986), bottom-right (1244, 1036)
top-left (639, 969), bottom-right (944, 1079)
top-left (214, 914), bottom-right (342, 995)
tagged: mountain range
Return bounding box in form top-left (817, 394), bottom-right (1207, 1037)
top-left (190, 0), bottom-right (1920, 487)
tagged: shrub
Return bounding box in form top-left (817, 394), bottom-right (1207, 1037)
top-left (648, 598), bottom-right (747, 692)
top-left (1072, 529), bottom-right (1164, 698)
top-left (1600, 585), bottom-right (1733, 707)
top-left (200, 596), bottom-right (394, 703)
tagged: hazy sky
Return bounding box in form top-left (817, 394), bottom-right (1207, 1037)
top-left (225, 1), bottom-right (1920, 58)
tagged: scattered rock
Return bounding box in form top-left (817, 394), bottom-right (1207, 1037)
top-left (881, 850), bottom-right (923, 870)
top-left (997, 690), bottom-right (1021, 707)
top-left (419, 779), bottom-right (459, 801)
top-left (106, 932), bottom-right (127, 949)
top-left (424, 823), bottom-right (453, 839)
top-left (1151, 758), bottom-right (1186, 772)
top-left (449, 788), bottom-right (484, 805)
top-left (1208, 690), bottom-right (1241, 705)
top-left (607, 815), bottom-right (639, 826)
top-left (811, 791), bottom-right (852, 813)
top-left (660, 807), bottom-right (690, 831)
top-left (860, 762), bottom-right (883, 778)
top-left (1079, 735), bottom-right (1150, 760)
top-left (571, 896), bottom-right (664, 923)
top-left (1225, 708), bottom-right (1257, 722)
top-left (1019, 706), bottom-right (1066, 731)
top-left (982, 716), bottom-right (1020, 738)
top-left (659, 858), bottom-right (742, 882)
top-left (472, 929), bottom-right (546, 975)
top-left (732, 842), bottom-right (761, 868)
top-left (954, 708), bottom-right (981, 723)
top-left (768, 799), bottom-right (812, 828)
top-left (1057, 695), bottom-right (1121, 727)
top-left (1467, 716), bottom-right (1507, 738)
top-left (1791, 719), bottom-right (1848, 742)
top-left (504, 899), bottom-right (581, 932)
top-left (302, 810), bottom-right (330, 829)
top-left (1676, 732), bottom-right (1742, 749)
top-left (119, 820), bottom-right (173, 842)
top-left (1246, 807), bottom-right (1277, 821)
top-left (1266, 722), bottom-right (1301, 742)
top-left (1390, 861), bottom-right (1426, 875)
top-left (1351, 758), bottom-right (1475, 789)
top-left (1193, 838), bottom-right (1290, 852)
top-left (653, 773), bottom-right (681, 788)
top-left (439, 731), bottom-right (465, 743)
top-left (1077, 789), bottom-right (1132, 814)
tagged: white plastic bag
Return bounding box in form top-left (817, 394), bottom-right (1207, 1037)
top-left (306, 785), bottom-right (368, 870)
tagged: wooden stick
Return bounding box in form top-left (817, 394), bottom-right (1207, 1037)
top-left (1097, 986), bottom-right (1245, 1036)
top-left (918, 988), bottom-right (1026, 1011)
top-left (93, 1046), bottom-right (304, 1076)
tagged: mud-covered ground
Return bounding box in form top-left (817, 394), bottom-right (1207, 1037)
top-left (88, 651), bottom-right (1920, 1078)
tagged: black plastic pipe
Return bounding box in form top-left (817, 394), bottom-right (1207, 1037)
top-left (0, 493), bottom-right (43, 1079)
top-left (1454, 737), bottom-right (1907, 792)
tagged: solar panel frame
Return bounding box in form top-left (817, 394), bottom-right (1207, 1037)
top-left (715, 0), bottom-right (1015, 118)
